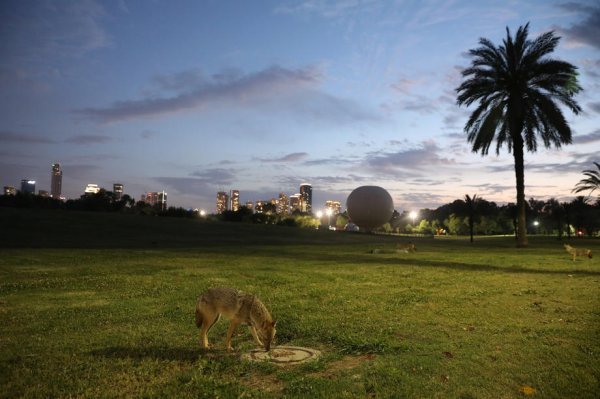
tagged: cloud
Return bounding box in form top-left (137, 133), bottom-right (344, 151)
top-left (401, 98), bottom-right (438, 114)
top-left (64, 134), bottom-right (111, 145)
top-left (394, 191), bottom-right (455, 210)
top-left (260, 152), bottom-right (309, 163)
top-left (0, 130), bottom-right (56, 144)
top-left (76, 65), bottom-right (322, 123)
top-left (150, 68), bottom-right (207, 93)
top-left (391, 77), bottom-right (425, 94)
top-left (153, 177), bottom-right (214, 197)
top-left (287, 90), bottom-right (381, 124)
top-left (153, 168), bottom-right (241, 199)
top-left (189, 168), bottom-right (237, 185)
top-left (302, 155), bottom-right (360, 167)
top-left (588, 102), bottom-right (600, 114)
top-left (581, 59), bottom-right (600, 78)
top-left (141, 130), bottom-right (158, 139)
top-left (388, 76), bottom-right (453, 115)
top-left (573, 129), bottom-right (600, 144)
top-left (2, 0), bottom-right (111, 62)
top-left (463, 183), bottom-right (515, 195)
top-left (274, 0), bottom-right (378, 19)
top-left (556, 3), bottom-right (600, 49)
top-left (364, 140), bottom-right (456, 175)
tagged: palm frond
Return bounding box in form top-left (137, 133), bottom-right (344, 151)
top-left (573, 162), bottom-right (600, 195)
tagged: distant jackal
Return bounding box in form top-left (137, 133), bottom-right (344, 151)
top-left (564, 244), bottom-right (593, 261)
top-left (195, 287), bottom-right (276, 352)
top-left (397, 242), bottom-right (416, 253)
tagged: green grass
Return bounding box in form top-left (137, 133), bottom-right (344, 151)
top-left (1, 208), bottom-right (599, 398)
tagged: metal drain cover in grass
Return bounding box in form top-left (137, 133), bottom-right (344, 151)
top-left (242, 346), bottom-right (321, 365)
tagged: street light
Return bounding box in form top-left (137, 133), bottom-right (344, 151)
top-left (409, 211), bottom-right (418, 235)
top-left (409, 211), bottom-right (417, 225)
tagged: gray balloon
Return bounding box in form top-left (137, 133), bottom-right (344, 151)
top-left (346, 186), bottom-right (394, 230)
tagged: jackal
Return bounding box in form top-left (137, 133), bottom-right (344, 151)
top-left (195, 287), bottom-right (276, 352)
top-left (564, 244), bottom-right (593, 261)
top-left (397, 242), bottom-right (416, 253)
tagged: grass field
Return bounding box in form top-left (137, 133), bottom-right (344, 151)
top-left (1, 208), bottom-right (599, 398)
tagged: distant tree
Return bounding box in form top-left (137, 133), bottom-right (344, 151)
top-left (543, 198), bottom-right (565, 239)
top-left (568, 196), bottom-right (599, 237)
top-left (335, 213), bottom-right (349, 230)
top-left (465, 194), bottom-right (480, 242)
top-left (527, 198), bottom-right (545, 234)
top-left (457, 23), bottom-right (582, 247)
top-left (573, 162), bottom-right (600, 199)
top-left (445, 214), bottom-right (468, 235)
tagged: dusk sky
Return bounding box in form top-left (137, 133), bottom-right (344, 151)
top-left (2, 0), bottom-right (599, 213)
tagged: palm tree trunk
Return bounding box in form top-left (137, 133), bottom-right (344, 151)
top-left (513, 140), bottom-right (529, 247)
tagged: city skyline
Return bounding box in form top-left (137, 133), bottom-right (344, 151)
top-left (1, 1), bottom-right (599, 212)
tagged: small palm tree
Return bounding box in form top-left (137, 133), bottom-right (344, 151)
top-left (572, 162), bottom-right (600, 198)
top-left (456, 23), bottom-right (582, 247)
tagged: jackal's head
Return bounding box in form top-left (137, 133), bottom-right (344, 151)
top-left (259, 320), bottom-right (277, 351)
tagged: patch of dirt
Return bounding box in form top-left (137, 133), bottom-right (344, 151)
top-left (239, 353), bottom-right (376, 395)
top-left (239, 371), bottom-right (284, 396)
top-left (313, 354), bottom-right (376, 379)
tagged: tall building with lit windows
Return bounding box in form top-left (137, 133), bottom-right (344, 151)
top-left (216, 191), bottom-right (228, 214)
top-left (143, 191), bottom-right (167, 210)
top-left (325, 200), bottom-right (341, 215)
top-left (113, 183), bottom-right (124, 200)
top-left (300, 183), bottom-right (312, 213)
top-left (51, 163), bottom-right (62, 199)
top-left (21, 179), bottom-right (35, 194)
top-left (290, 194), bottom-right (301, 213)
top-left (277, 192), bottom-right (290, 215)
top-left (230, 190), bottom-right (240, 212)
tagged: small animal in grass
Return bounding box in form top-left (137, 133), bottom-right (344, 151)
top-left (397, 242), bottom-right (416, 253)
top-left (563, 244), bottom-right (593, 261)
top-left (195, 287), bottom-right (276, 352)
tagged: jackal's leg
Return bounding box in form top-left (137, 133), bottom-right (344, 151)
top-left (199, 314), bottom-right (220, 349)
top-left (225, 320), bottom-right (240, 352)
top-left (249, 325), bottom-right (263, 346)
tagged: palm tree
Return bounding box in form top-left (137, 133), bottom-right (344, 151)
top-left (572, 162), bottom-right (600, 198)
top-left (456, 23), bottom-right (582, 247)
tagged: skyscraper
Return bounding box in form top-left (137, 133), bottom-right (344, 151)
top-left (277, 192), bottom-right (290, 215)
top-left (300, 183), bottom-right (312, 213)
top-left (216, 191), bottom-right (228, 214)
top-left (289, 194), bottom-right (301, 213)
top-left (230, 190), bottom-right (240, 212)
top-left (85, 184), bottom-right (100, 195)
top-left (20, 180), bottom-right (35, 194)
top-left (325, 200), bottom-right (342, 215)
top-left (51, 163), bottom-right (62, 199)
top-left (113, 183), bottom-right (124, 200)
top-left (143, 191), bottom-right (167, 210)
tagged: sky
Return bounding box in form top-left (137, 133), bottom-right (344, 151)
top-left (1, 0), bottom-right (599, 213)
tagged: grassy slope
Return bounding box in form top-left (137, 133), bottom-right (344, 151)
top-left (0, 208), bottom-right (599, 398)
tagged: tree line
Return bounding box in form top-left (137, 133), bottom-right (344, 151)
top-left (0, 189), bottom-right (194, 218)
top-left (371, 195), bottom-right (599, 239)
top-left (2, 187), bottom-right (598, 238)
